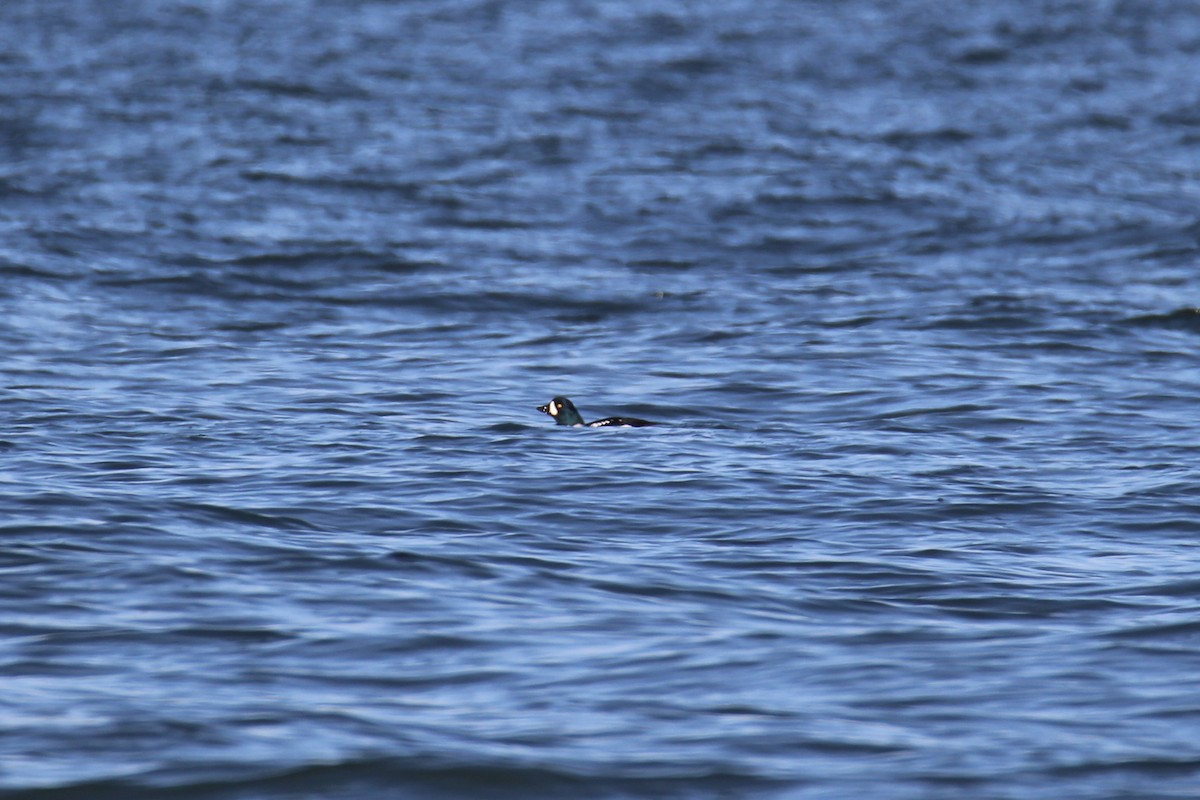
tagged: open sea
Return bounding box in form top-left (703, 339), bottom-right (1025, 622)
top-left (3, 1), bottom-right (1200, 798)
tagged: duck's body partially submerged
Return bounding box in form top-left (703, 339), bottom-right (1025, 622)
top-left (537, 396), bottom-right (656, 428)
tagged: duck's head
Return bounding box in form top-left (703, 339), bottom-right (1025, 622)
top-left (537, 396), bottom-right (585, 426)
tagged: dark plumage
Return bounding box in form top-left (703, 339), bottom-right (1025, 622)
top-left (537, 396), bottom-right (656, 428)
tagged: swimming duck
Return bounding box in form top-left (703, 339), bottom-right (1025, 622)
top-left (537, 396), bottom-right (656, 428)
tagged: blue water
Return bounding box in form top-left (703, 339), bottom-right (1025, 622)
top-left (4, 1), bottom-right (1200, 798)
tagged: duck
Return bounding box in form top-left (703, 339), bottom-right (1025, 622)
top-left (537, 396), bottom-right (656, 428)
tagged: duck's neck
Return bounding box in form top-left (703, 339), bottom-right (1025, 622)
top-left (557, 406), bottom-right (585, 426)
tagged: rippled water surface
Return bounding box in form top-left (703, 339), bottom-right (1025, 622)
top-left (4, 1), bottom-right (1200, 798)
